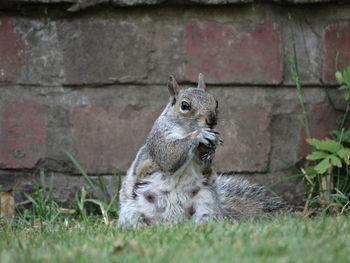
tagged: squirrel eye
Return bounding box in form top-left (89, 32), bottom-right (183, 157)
top-left (181, 101), bottom-right (191, 111)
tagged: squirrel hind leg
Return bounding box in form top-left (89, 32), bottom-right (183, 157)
top-left (135, 159), bottom-right (160, 184)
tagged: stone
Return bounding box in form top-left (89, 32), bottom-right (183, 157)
top-left (67, 0), bottom-right (165, 12)
top-left (248, 170), bottom-right (306, 207)
top-left (0, 17), bottom-right (25, 82)
top-left (45, 106), bottom-right (75, 166)
top-left (146, 15), bottom-right (186, 84)
top-left (185, 20), bottom-right (282, 84)
top-left (0, 17), bottom-right (66, 86)
top-left (0, 102), bottom-right (48, 169)
top-left (282, 19), bottom-right (323, 85)
top-left (190, 0), bottom-right (253, 3)
top-left (215, 105), bottom-right (270, 173)
top-left (56, 15), bottom-right (152, 85)
top-left (327, 88), bottom-right (348, 111)
top-left (1, 0), bottom-right (336, 5)
top-left (270, 114), bottom-right (301, 172)
top-left (324, 22), bottom-right (350, 84)
top-left (299, 104), bottom-right (340, 157)
top-left (0, 171), bottom-right (120, 208)
top-left (210, 86), bottom-right (326, 115)
top-left (272, 0), bottom-right (333, 2)
top-left (14, 19), bottom-right (65, 86)
top-left (71, 105), bottom-right (162, 174)
top-left (48, 173), bottom-right (120, 207)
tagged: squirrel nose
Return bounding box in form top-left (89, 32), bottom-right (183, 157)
top-left (206, 112), bottom-right (217, 128)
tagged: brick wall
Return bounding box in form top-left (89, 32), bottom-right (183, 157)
top-left (0, 0), bottom-right (349, 206)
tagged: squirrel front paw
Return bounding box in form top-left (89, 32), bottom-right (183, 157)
top-left (197, 128), bottom-right (223, 148)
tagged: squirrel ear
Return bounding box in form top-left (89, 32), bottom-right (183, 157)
top-left (197, 73), bottom-right (206, 90)
top-left (167, 75), bottom-right (180, 97)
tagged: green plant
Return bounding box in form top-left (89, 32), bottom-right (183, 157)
top-left (288, 18), bottom-right (350, 213)
top-left (336, 66), bottom-right (350, 101)
top-left (305, 138), bottom-right (350, 205)
top-left (292, 65), bottom-right (350, 214)
top-left (21, 171), bottom-right (62, 224)
top-left (332, 129), bottom-right (350, 145)
top-left (65, 151), bottom-right (121, 224)
top-left (306, 139), bottom-right (350, 175)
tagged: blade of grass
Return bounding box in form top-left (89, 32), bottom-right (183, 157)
top-left (64, 151), bottom-right (98, 194)
top-left (288, 14), bottom-right (311, 140)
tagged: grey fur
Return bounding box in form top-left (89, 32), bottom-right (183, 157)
top-left (119, 172), bottom-right (288, 227)
top-left (118, 74), bottom-right (289, 227)
top-left (214, 175), bottom-right (289, 219)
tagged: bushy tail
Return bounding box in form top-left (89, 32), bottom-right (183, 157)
top-left (214, 175), bottom-right (290, 220)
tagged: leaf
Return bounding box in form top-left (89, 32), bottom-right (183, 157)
top-left (338, 85), bottom-right (349, 90)
top-left (337, 148), bottom-right (350, 164)
top-left (344, 93), bottom-right (350, 101)
top-left (329, 155), bottom-right (342, 168)
top-left (306, 138), bottom-right (339, 153)
top-left (331, 130), bottom-right (350, 144)
top-left (306, 151), bottom-right (329, 161)
top-left (85, 199), bottom-right (109, 224)
top-left (314, 157), bottom-right (330, 174)
top-left (335, 71), bottom-right (343, 84)
top-left (24, 193), bottom-right (38, 207)
top-left (305, 166), bottom-right (317, 177)
top-left (64, 151), bottom-right (98, 194)
top-left (342, 66), bottom-right (350, 85)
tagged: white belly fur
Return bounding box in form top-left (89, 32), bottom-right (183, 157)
top-left (118, 159), bottom-right (223, 226)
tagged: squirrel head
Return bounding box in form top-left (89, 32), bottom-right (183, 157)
top-left (167, 73), bottom-right (218, 129)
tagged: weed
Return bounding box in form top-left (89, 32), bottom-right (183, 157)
top-left (289, 33), bottom-right (350, 214)
top-left (20, 171), bottom-right (61, 225)
top-left (65, 151), bottom-right (121, 223)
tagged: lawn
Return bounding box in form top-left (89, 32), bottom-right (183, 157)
top-left (0, 214), bottom-right (349, 263)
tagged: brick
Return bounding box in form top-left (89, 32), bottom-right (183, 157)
top-left (146, 16), bottom-right (186, 84)
top-left (269, 114), bottom-right (301, 172)
top-left (71, 105), bottom-right (162, 174)
top-left (327, 89), bottom-right (348, 111)
top-left (215, 106), bottom-right (271, 172)
top-left (0, 18), bottom-right (25, 82)
top-left (324, 23), bottom-right (350, 83)
top-left (185, 20), bottom-right (282, 84)
top-left (299, 105), bottom-right (340, 157)
top-left (282, 20), bottom-right (323, 85)
top-left (0, 18), bottom-right (66, 86)
top-left (56, 16), bottom-right (152, 85)
top-left (0, 170), bottom-right (120, 207)
top-left (18, 19), bottom-right (65, 85)
top-left (0, 102), bottom-right (48, 168)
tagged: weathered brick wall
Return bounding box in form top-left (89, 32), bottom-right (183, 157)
top-left (0, 0), bottom-right (349, 206)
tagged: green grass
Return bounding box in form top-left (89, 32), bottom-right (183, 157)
top-left (0, 214), bottom-right (349, 263)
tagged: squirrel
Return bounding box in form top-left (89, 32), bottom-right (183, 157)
top-left (118, 74), bottom-right (288, 227)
